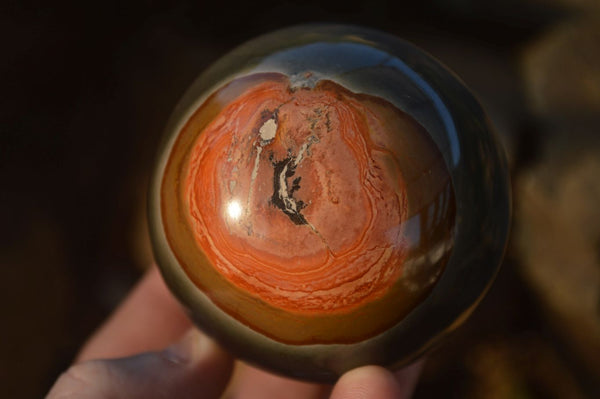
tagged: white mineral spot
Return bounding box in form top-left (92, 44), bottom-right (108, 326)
top-left (259, 118), bottom-right (277, 142)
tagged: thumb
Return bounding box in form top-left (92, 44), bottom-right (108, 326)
top-left (47, 329), bottom-right (233, 399)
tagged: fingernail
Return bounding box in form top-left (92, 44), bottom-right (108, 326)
top-left (164, 329), bottom-right (201, 365)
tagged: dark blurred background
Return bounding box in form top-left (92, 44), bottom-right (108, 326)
top-left (2, 0), bottom-right (600, 397)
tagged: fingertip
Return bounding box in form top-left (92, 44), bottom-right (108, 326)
top-left (166, 329), bottom-right (234, 398)
top-left (394, 360), bottom-right (425, 398)
top-left (192, 330), bottom-right (235, 386)
top-left (331, 366), bottom-right (405, 399)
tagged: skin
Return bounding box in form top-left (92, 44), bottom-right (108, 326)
top-left (47, 267), bottom-right (423, 398)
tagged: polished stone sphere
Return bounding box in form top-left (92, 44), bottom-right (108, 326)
top-left (149, 24), bottom-right (510, 382)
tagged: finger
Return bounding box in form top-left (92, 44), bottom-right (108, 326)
top-left (393, 360), bottom-right (424, 398)
top-left (78, 267), bottom-right (191, 361)
top-left (330, 361), bottom-right (424, 399)
top-left (48, 329), bottom-right (233, 399)
top-left (222, 361), bottom-right (332, 399)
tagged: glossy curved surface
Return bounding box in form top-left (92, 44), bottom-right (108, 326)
top-left (162, 72), bottom-right (454, 343)
top-left (150, 25), bottom-right (510, 381)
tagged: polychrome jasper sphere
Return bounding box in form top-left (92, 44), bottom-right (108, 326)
top-left (149, 25), bottom-right (510, 382)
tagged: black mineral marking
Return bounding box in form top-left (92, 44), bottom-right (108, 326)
top-left (270, 155), bottom-right (308, 225)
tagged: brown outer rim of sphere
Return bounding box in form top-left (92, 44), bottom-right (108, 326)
top-left (147, 24), bottom-right (510, 384)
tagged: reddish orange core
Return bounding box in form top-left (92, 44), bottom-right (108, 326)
top-left (185, 75), bottom-right (408, 314)
top-left (162, 73), bottom-right (455, 343)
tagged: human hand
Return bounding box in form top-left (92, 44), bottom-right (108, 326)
top-left (47, 267), bottom-right (422, 398)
